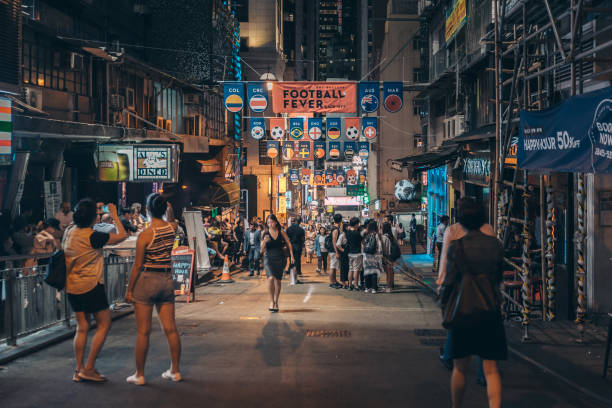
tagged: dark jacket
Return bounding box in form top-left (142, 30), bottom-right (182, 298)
top-left (243, 229), bottom-right (261, 253)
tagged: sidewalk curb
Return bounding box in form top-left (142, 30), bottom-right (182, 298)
top-left (507, 346), bottom-right (612, 407)
top-left (0, 309), bottom-right (134, 366)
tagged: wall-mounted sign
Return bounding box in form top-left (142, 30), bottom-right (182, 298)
top-left (324, 196), bottom-right (362, 206)
top-left (462, 155), bottom-right (491, 184)
top-left (389, 160), bottom-right (403, 172)
top-left (286, 190), bottom-right (292, 209)
top-left (445, 0), bottom-right (467, 44)
top-left (346, 184), bottom-right (366, 196)
top-left (0, 97), bottom-right (12, 156)
top-left (97, 144), bottom-right (179, 183)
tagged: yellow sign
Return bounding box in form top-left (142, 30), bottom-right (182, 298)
top-left (279, 176), bottom-right (287, 194)
top-left (278, 196), bottom-right (287, 214)
top-left (445, 0), bottom-right (467, 43)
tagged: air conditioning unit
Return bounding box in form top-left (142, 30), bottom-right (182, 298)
top-left (110, 94), bottom-right (125, 111)
top-left (184, 93), bottom-right (200, 104)
top-left (70, 52), bottom-right (84, 71)
top-left (25, 87), bottom-right (43, 110)
top-left (126, 88), bottom-right (135, 110)
top-left (444, 115), bottom-right (466, 139)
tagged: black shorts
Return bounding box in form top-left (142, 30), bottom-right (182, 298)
top-left (67, 284), bottom-right (109, 314)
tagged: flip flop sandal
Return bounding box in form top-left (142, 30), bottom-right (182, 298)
top-left (78, 371), bottom-right (107, 382)
top-left (72, 370), bottom-right (81, 382)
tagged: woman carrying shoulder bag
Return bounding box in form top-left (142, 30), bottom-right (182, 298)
top-left (260, 214), bottom-right (294, 312)
top-left (64, 200), bottom-right (127, 382)
top-left (439, 197), bottom-right (506, 408)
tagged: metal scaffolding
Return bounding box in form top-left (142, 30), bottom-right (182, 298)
top-left (491, 0), bottom-right (612, 339)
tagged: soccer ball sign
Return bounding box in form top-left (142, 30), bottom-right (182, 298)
top-left (394, 179), bottom-right (416, 202)
top-left (271, 126), bottom-right (284, 140)
top-left (346, 126), bottom-right (359, 140)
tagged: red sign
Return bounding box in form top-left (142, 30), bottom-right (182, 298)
top-left (272, 82), bottom-right (357, 113)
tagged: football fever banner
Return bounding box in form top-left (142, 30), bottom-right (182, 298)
top-left (271, 82), bottom-right (357, 114)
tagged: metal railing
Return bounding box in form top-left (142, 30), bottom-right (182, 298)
top-left (0, 251), bottom-right (135, 346)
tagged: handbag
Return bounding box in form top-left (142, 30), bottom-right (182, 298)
top-left (44, 249), bottom-right (66, 290)
top-left (441, 237), bottom-right (499, 329)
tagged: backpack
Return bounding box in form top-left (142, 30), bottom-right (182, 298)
top-left (388, 237), bottom-right (401, 261)
top-left (44, 249), bottom-right (66, 290)
top-left (324, 227), bottom-right (337, 252)
top-left (363, 233), bottom-right (378, 255)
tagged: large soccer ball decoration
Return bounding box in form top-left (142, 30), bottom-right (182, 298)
top-left (271, 126), bottom-right (284, 140)
top-left (394, 180), bottom-right (416, 202)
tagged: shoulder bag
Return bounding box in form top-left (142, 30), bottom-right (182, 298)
top-left (441, 236), bottom-right (500, 329)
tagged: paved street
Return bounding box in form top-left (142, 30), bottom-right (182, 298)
top-left (0, 260), bottom-right (607, 408)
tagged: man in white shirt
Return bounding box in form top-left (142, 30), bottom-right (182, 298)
top-left (55, 202), bottom-right (74, 232)
top-left (435, 215), bottom-right (449, 267)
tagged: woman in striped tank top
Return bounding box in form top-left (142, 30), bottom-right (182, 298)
top-left (125, 194), bottom-right (181, 385)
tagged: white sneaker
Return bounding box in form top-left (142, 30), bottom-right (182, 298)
top-left (161, 369), bottom-right (182, 382)
top-left (126, 373), bottom-right (145, 385)
top-left (371, 289), bottom-right (377, 294)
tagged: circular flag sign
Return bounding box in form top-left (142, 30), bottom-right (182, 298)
top-left (346, 126), bottom-right (359, 140)
top-left (363, 126), bottom-right (377, 140)
top-left (360, 94), bottom-right (379, 113)
top-left (225, 94), bottom-right (243, 113)
top-left (330, 147), bottom-right (340, 159)
top-left (315, 147), bottom-right (325, 159)
top-left (309, 126), bottom-right (322, 140)
top-left (251, 126), bottom-right (264, 140)
top-left (327, 127), bottom-right (341, 140)
top-left (267, 146), bottom-right (278, 158)
top-left (290, 127), bottom-right (304, 140)
top-left (336, 174), bottom-right (345, 184)
top-left (249, 95), bottom-right (267, 112)
top-left (384, 94), bottom-right (402, 113)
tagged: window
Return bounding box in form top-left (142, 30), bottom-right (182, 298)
top-left (235, 0), bottom-right (248, 22)
top-left (240, 37), bottom-right (249, 52)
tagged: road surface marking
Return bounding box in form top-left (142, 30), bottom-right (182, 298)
top-left (303, 285), bottom-right (315, 303)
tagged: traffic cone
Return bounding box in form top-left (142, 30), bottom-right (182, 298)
top-left (219, 255), bottom-right (234, 283)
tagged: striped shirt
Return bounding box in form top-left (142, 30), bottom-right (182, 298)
top-left (143, 224), bottom-right (175, 271)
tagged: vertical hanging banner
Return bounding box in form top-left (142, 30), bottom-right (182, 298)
top-left (269, 117), bottom-right (286, 140)
top-left (248, 82), bottom-right (268, 112)
top-left (297, 141), bottom-right (312, 160)
top-left (271, 82), bottom-right (357, 113)
top-left (300, 168), bottom-right (311, 185)
top-left (325, 169), bottom-right (335, 185)
top-left (313, 140), bottom-right (326, 159)
top-left (359, 81), bottom-right (380, 113)
top-left (358, 142), bottom-right (370, 158)
top-left (359, 168), bottom-right (367, 184)
top-left (344, 142), bottom-right (356, 160)
top-left (282, 141), bottom-right (296, 161)
top-left (289, 117), bottom-right (305, 140)
top-left (224, 82), bottom-right (244, 113)
top-left (346, 169), bottom-right (358, 185)
top-left (314, 169), bottom-right (324, 185)
top-left (362, 117), bottom-right (378, 140)
top-left (326, 117), bottom-right (342, 140)
top-left (290, 168), bottom-right (300, 185)
top-left (266, 141), bottom-right (280, 158)
top-left (383, 82), bottom-right (403, 113)
top-left (328, 141), bottom-right (341, 160)
top-left (335, 169), bottom-right (346, 185)
top-left (0, 98), bottom-right (11, 155)
top-left (308, 117), bottom-right (323, 140)
top-left (249, 117), bottom-right (265, 140)
top-left (345, 117), bottom-right (361, 140)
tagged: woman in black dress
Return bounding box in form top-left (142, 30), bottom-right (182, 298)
top-left (440, 197), bottom-right (506, 408)
top-left (260, 214), bottom-right (294, 312)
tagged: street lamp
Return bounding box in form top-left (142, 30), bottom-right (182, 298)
top-left (260, 71), bottom-right (277, 215)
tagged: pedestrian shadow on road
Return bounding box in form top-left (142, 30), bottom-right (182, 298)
top-left (255, 319), bottom-right (305, 370)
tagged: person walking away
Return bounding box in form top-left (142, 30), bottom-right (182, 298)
top-left (436, 215), bottom-right (450, 267)
top-left (327, 213), bottom-right (343, 289)
top-left (55, 202), bottom-right (73, 233)
top-left (305, 225), bottom-right (316, 264)
top-left (438, 197), bottom-right (506, 408)
top-left (314, 227), bottom-right (328, 274)
top-left (336, 223), bottom-right (350, 288)
top-left (244, 222), bottom-right (261, 276)
top-left (63, 200), bottom-right (127, 382)
top-left (362, 221), bottom-right (383, 293)
top-left (409, 214), bottom-right (418, 254)
top-left (261, 214), bottom-right (294, 312)
top-left (286, 217), bottom-right (305, 276)
top-left (125, 194), bottom-right (181, 385)
top-left (396, 223), bottom-right (406, 247)
top-left (346, 217), bottom-right (363, 291)
top-left (382, 222), bottom-right (401, 292)
top-left (233, 219), bottom-right (245, 264)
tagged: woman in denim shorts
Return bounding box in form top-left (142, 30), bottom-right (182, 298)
top-left (125, 194), bottom-right (181, 385)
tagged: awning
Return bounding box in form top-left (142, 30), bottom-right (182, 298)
top-left (209, 181), bottom-right (240, 207)
top-left (451, 124), bottom-right (495, 143)
top-left (397, 144), bottom-right (460, 171)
